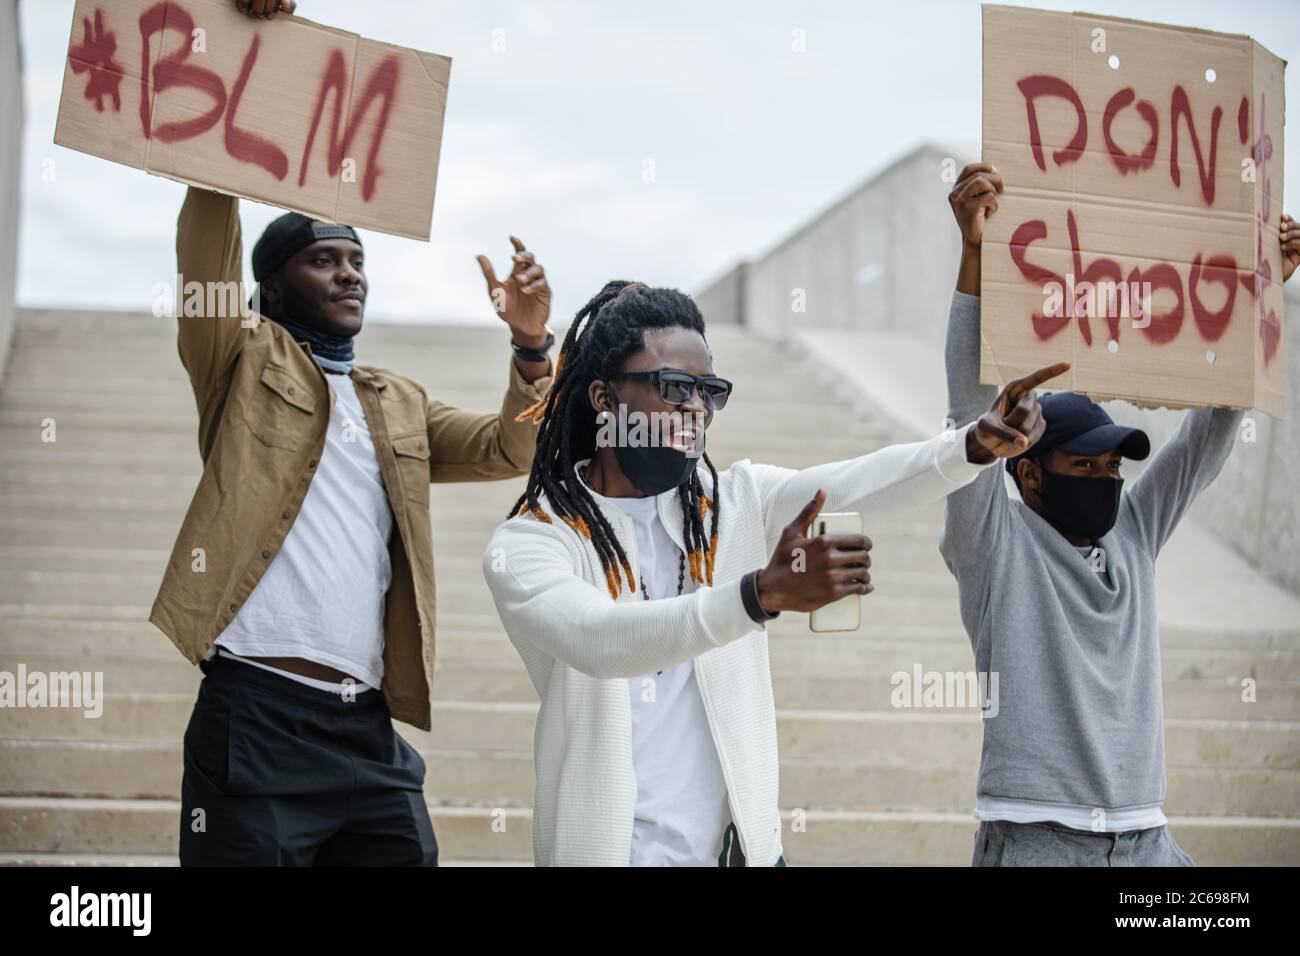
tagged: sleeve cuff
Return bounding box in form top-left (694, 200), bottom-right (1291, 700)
top-left (933, 422), bottom-right (994, 485)
top-left (507, 353), bottom-right (554, 400)
top-left (697, 578), bottom-right (763, 647)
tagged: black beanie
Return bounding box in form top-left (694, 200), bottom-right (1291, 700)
top-left (251, 212), bottom-right (363, 282)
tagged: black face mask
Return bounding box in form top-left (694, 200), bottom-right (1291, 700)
top-left (612, 438), bottom-right (702, 496)
top-left (1037, 468), bottom-right (1123, 541)
top-left (604, 386), bottom-right (704, 496)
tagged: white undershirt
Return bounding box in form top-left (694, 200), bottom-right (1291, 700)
top-left (976, 796), bottom-right (1167, 832)
top-left (613, 494), bottom-right (732, 867)
top-left (975, 543), bottom-right (1166, 833)
top-left (207, 367), bottom-right (393, 690)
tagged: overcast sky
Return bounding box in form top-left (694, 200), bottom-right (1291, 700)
top-left (16, 0), bottom-right (1300, 325)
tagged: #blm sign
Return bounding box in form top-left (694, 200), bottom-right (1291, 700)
top-left (981, 5), bottom-right (1286, 418)
top-left (55, 0), bottom-right (452, 241)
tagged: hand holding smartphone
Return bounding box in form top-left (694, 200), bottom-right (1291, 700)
top-left (809, 512), bottom-right (867, 633)
top-left (755, 494), bottom-right (873, 626)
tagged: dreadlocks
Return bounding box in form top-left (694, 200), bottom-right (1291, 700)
top-left (509, 281), bottom-right (720, 601)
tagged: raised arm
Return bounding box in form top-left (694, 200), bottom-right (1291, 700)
top-left (748, 426), bottom-right (991, 552)
top-left (425, 234), bottom-right (556, 482)
top-left (749, 348), bottom-right (1060, 556)
top-left (1125, 211), bottom-right (1298, 553)
top-left (425, 357), bottom-right (553, 482)
top-left (947, 162), bottom-right (1003, 426)
top-left (1123, 406), bottom-right (1244, 555)
top-left (940, 291), bottom-right (1014, 573)
top-left (938, 164), bottom-right (1071, 575)
top-left (175, 187), bottom-right (249, 417)
top-left (749, 364), bottom-right (1061, 566)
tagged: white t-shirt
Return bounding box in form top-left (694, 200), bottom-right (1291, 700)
top-left (613, 494), bottom-right (733, 866)
top-left (209, 368), bottom-right (393, 690)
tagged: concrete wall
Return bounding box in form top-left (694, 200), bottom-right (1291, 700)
top-left (694, 262), bottom-right (747, 327)
top-left (0, 0), bottom-right (22, 384)
top-left (739, 144), bottom-right (974, 342)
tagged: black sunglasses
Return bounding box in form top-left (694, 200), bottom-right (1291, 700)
top-left (608, 368), bottom-right (734, 409)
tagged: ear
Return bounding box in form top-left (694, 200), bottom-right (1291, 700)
top-left (588, 378), bottom-right (613, 416)
top-left (259, 276), bottom-right (279, 307)
top-left (1017, 457), bottom-right (1042, 495)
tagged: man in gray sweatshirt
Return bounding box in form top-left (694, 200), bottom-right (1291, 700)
top-left (940, 162), bottom-right (1300, 866)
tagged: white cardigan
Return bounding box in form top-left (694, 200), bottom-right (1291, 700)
top-left (481, 424), bottom-right (991, 866)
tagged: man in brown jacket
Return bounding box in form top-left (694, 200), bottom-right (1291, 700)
top-left (158, 67), bottom-right (554, 861)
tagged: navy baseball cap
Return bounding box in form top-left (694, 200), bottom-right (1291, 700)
top-left (1006, 391), bottom-right (1150, 476)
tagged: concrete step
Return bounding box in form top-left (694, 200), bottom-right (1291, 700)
top-left (1, 796), bottom-right (1295, 865)
top-left (0, 852), bottom-right (179, 866)
top-left (4, 695), bottom-right (1295, 771)
top-left (6, 308), bottom-right (1297, 865)
top-left (4, 651), bottom-right (1297, 721)
top-left (6, 618), bottom-right (1299, 683)
top-left (0, 796), bottom-right (529, 863)
top-left (768, 633), bottom-right (1300, 682)
top-left (6, 738), bottom-right (1296, 818)
top-left (5, 598), bottom-right (1296, 651)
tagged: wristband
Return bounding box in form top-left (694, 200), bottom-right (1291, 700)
top-left (741, 570), bottom-right (779, 623)
top-left (511, 329), bottom-right (555, 363)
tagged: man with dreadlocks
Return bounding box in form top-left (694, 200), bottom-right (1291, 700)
top-left (152, 0), bottom-right (555, 868)
top-left (483, 279), bottom-right (1065, 866)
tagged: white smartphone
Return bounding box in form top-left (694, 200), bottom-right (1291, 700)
top-left (809, 512), bottom-right (865, 633)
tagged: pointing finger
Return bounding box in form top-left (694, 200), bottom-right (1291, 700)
top-left (1007, 361), bottom-right (1071, 402)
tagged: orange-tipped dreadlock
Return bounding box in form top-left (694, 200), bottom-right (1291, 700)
top-left (506, 281), bottom-right (721, 603)
top-left (514, 350), bottom-right (566, 425)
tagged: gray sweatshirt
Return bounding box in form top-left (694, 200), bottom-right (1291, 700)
top-left (940, 291), bottom-right (1243, 812)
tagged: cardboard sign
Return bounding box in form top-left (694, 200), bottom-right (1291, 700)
top-left (981, 5), bottom-right (1286, 417)
top-left (55, 0), bottom-right (452, 241)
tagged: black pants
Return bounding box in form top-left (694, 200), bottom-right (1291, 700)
top-left (718, 822), bottom-right (788, 867)
top-left (179, 655), bottom-right (438, 866)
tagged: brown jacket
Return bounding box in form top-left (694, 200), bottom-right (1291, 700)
top-left (148, 187), bottom-right (551, 730)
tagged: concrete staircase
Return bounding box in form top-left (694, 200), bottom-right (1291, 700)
top-left (1, 307), bottom-right (1297, 865)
